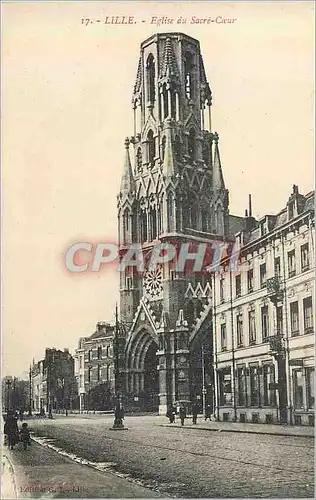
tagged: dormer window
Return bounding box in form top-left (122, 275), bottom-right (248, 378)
top-left (146, 54), bottom-right (155, 104)
top-left (260, 220), bottom-right (267, 236)
top-left (288, 202), bottom-right (294, 220)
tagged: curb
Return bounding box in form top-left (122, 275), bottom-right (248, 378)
top-left (158, 424), bottom-right (314, 439)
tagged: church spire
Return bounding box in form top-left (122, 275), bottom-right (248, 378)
top-left (120, 137), bottom-right (134, 195)
top-left (212, 132), bottom-right (225, 191)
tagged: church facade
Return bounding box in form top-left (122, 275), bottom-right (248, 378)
top-left (117, 33), bottom-right (250, 415)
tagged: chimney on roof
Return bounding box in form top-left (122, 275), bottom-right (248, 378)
top-left (245, 209), bottom-right (248, 217)
top-left (248, 194), bottom-right (252, 217)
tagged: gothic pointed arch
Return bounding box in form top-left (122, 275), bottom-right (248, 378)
top-left (147, 129), bottom-right (156, 166)
top-left (184, 51), bottom-right (194, 100)
top-left (146, 53), bottom-right (156, 105)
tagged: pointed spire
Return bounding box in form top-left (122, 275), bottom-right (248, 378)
top-left (160, 37), bottom-right (179, 80)
top-left (133, 57), bottom-right (142, 95)
top-left (120, 138), bottom-right (134, 195)
top-left (163, 119), bottom-right (175, 178)
top-left (212, 132), bottom-right (225, 191)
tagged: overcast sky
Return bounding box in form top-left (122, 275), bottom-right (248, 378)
top-left (2, 1), bottom-right (314, 378)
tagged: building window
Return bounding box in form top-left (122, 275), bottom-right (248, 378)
top-left (146, 54), bottom-right (155, 104)
top-left (301, 243), bottom-right (309, 272)
top-left (88, 367), bottom-right (92, 383)
top-left (236, 314), bottom-right (243, 347)
top-left (250, 366), bottom-right (259, 406)
top-left (136, 147), bottom-right (142, 170)
top-left (97, 346), bottom-right (102, 359)
top-left (219, 368), bottom-right (232, 406)
top-left (303, 296), bottom-right (313, 332)
top-left (184, 51), bottom-right (194, 100)
top-left (97, 365), bottom-right (101, 382)
top-left (260, 263), bottom-right (267, 288)
top-left (274, 257), bottom-right (281, 278)
top-left (220, 277), bottom-right (225, 303)
top-left (261, 306), bottom-right (269, 341)
top-left (237, 367), bottom-right (247, 406)
top-left (263, 364), bottom-right (276, 406)
top-left (293, 369), bottom-right (304, 409)
top-left (88, 350), bottom-right (92, 362)
top-left (79, 374), bottom-right (83, 388)
top-left (147, 130), bottom-right (156, 165)
top-left (79, 356), bottom-right (83, 369)
top-left (248, 309), bottom-right (256, 345)
top-left (201, 210), bottom-right (208, 232)
top-left (276, 306), bottom-right (283, 335)
top-left (141, 210), bottom-right (147, 242)
top-left (247, 269), bottom-right (254, 293)
top-left (220, 323), bottom-right (227, 351)
top-left (290, 301), bottom-right (299, 336)
top-left (174, 135), bottom-right (181, 162)
top-left (288, 249), bottom-right (296, 278)
top-left (235, 275), bottom-right (241, 298)
top-left (306, 368), bottom-right (315, 409)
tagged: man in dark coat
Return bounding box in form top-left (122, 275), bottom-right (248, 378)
top-left (192, 403), bottom-right (198, 425)
top-left (4, 411), bottom-right (19, 449)
top-left (179, 405), bottom-right (186, 426)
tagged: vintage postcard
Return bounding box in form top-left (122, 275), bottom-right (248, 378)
top-left (1, 1), bottom-right (314, 499)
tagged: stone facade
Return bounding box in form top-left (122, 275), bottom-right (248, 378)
top-left (31, 348), bottom-right (76, 413)
top-left (212, 186), bottom-right (315, 425)
top-left (117, 32), bottom-right (314, 422)
top-left (117, 33), bottom-right (247, 415)
top-left (74, 322), bottom-right (115, 411)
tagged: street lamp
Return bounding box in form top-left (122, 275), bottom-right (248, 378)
top-left (111, 304), bottom-right (127, 430)
top-left (5, 379), bottom-right (12, 412)
top-left (201, 345), bottom-right (206, 416)
top-left (28, 365), bottom-right (32, 416)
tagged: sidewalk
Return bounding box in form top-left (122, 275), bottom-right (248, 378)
top-left (2, 440), bottom-right (163, 498)
top-left (2, 454), bottom-right (18, 499)
top-left (159, 417), bottom-right (314, 438)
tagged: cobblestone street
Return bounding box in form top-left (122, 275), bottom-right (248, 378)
top-left (6, 414), bottom-right (313, 498)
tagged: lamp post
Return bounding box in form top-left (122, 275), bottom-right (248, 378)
top-left (111, 303), bottom-right (126, 430)
top-left (28, 365), bottom-right (32, 416)
top-left (5, 379), bottom-right (12, 412)
top-left (201, 345), bottom-right (206, 416)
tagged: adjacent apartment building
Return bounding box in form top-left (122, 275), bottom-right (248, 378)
top-left (212, 185), bottom-right (314, 426)
top-left (75, 322), bottom-right (115, 412)
top-left (31, 348), bottom-right (76, 413)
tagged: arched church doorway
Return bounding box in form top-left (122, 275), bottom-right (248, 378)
top-left (125, 328), bottom-right (159, 413)
top-left (143, 342), bottom-right (159, 412)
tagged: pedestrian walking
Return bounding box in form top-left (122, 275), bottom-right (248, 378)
top-left (205, 404), bottom-right (212, 421)
top-left (166, 406), bottom-right (175, 424)
top-left (179, 405), bottom-right (186, 426)
top-left (4, 410), bottom-right (19, 450)
top-left (20, 422), bottom-right (32, 450)
top-left (192, 403), bottom-right (198, 425)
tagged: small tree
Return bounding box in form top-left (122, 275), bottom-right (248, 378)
top-left (88, 382), bottom-right (114, 411)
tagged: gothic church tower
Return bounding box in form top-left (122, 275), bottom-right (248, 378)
top-left (117, 33), bottom-right (230, 414)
